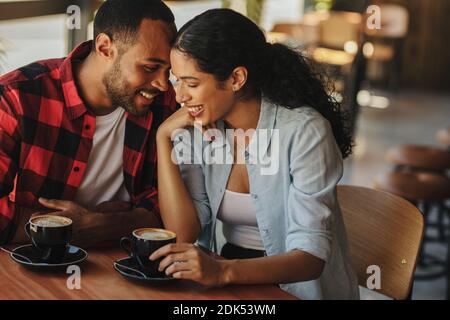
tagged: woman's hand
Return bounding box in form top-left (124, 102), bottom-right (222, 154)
top-left (150, 243), bottom-right (230, 287)
top-left (157, 107), bottom-right (196, 140)
top-left (157, 106), bottom-right (217, 141)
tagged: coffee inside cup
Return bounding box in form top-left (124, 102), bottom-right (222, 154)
top-left (133, 228), bottom-right (176, 241)
top-left (31, 215), bottom-right (72, 228)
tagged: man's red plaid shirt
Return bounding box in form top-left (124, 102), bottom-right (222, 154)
top-left (0, 41), bottom-right (177, 243)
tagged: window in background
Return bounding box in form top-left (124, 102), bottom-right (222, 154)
top-left (0, 14), bottom-right (67, 75)
top-left (261, 0), bottom-right (304, 31)
top-left (167, 0), bottom-right (304, 32)
top-left (166, 0), bottom-right (222, 30)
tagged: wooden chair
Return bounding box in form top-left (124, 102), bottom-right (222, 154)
top-left (337, 185), bottom-right (424, 300)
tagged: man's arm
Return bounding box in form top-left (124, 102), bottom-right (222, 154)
top-left (76, 208), bottom-right (162, 248)
top-left (7, 198), bottom-right (161, 247)
top-left (37, 198), bottom-right (162, 248)
top-left (0, 84), bottom-right (22, 245)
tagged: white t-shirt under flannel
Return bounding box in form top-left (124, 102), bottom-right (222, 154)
top-left (74, 107), bottom-right (130, 209)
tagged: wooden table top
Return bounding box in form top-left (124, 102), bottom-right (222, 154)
top-left (0, 245), bottom-right (296, 300)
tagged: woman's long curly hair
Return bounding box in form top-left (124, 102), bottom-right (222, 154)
top-left (174, 9), bottom-right (353, 158)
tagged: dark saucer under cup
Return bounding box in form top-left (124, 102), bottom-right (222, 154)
top-left (113, 256), bottom-right (177, 285)
top-left (10, 244), bottom-right (88, 271)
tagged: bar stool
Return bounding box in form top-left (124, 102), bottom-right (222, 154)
top-left (386, 145), bottom-right (450, 173)
top-left (386, 144), bottom-right (450, 241)
top-left (374, 171), bottom-right (450, 299)
top-left (375, 171), bottom-right (450, 202)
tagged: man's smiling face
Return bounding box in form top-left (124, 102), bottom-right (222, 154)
top-left (103, 19), bottom-right (174, 116)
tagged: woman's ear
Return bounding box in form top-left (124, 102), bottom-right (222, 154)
top-left (230, 66), bottom-right (248, 92)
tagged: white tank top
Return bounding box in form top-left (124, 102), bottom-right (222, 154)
top-left (217, 190), bottom-right (264, 251)
top-left (74, 107), bottom-right (130, 209)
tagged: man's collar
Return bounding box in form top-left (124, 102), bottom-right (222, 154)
top-left (59, 40), bottom-right (93, 120)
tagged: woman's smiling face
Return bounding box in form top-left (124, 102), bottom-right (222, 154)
top-left (170, 48), bottom-right (236, 126)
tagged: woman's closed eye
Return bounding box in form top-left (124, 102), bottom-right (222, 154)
top-left (175, 80), bottom-right (198, 89)
top-left (170, 71), bottom-right (199, 88)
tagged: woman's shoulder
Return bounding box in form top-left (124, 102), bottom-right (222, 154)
top-left (275, 103), bottom-right (322, 123)
top-left (271, 102), bottom-right (343, 165)
top-left (272, 102), bottom-right (333, 138)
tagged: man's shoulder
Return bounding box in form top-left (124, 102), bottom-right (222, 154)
top-left (0, 58), bottom-right (66, 116)
top-left (0, 58), bottom-right (65, 88)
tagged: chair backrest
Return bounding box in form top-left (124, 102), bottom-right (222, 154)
top-left (337, 185), bottom-right (424, 300)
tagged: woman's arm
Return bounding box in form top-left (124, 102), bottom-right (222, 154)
top-left (222, 250), bottom-right (324, 285)
top-left (151, 243), bottom-right (324, 286)
top-left (156, 108), bottom-right (202, 243)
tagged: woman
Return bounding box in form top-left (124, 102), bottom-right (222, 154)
top-left (152, 8), bottom-right (359, 299)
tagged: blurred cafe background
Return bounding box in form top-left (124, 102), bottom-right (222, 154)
top-left (0, 0), bottom-right (449, 300)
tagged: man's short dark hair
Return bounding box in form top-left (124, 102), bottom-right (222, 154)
top-left (93, 0), bottom-right (175, 50)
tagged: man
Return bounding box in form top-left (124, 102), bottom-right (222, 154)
top-left (0, 0), bottom-right (177, 247)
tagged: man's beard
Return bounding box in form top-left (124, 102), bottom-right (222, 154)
top-left (102, 60), bottom-right (158, 117)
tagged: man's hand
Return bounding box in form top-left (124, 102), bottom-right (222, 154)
top-left (37, 198), bottom-right (100, 247)
top-left (37, 198), bottom-right (92, 225)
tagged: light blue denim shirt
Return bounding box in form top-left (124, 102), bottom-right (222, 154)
top-left (173, 98), bottom-right (359, 300)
